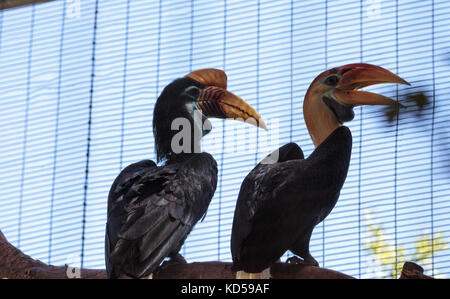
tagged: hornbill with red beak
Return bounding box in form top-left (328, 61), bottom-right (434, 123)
top-left (230, 63), bottom-right (409, 278)
top-left (105, 69), bottom-right (266, 278)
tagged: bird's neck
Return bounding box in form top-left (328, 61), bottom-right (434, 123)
top-left (155, 126), bottom-right (203, 164)
top-left (303, 94), bottom-right (341, 148)
top-left (154, 107), bottom-right (207, 164)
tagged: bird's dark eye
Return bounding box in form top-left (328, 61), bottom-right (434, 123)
top-left (185, 86), bottom-right (200, 99)
top-left (324, 75), bottom-right (340, 86)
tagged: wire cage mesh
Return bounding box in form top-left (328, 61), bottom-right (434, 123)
top-left (0, 0), bottom-right (449, 278)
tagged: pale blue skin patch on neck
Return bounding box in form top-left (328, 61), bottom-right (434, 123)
top-left (185, 102), bottom-right (212, 137)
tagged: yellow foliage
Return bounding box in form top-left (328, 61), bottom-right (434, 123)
top-left (364, 215), bottom-right (446, 278)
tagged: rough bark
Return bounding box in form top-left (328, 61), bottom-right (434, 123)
top-left (0, 230), bottom-right (432, 279)
top-left (399, 261), bottom-right (434, 279)
top-left (0, 0), bottom-right (54, 10)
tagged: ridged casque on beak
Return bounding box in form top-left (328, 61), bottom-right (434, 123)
top-left (186, 69), bottom-right (267, 130)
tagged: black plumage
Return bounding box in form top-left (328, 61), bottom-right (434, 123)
top-left (231, 126), bottom-right (352, 273)
top-left (230, 63), bottom-right (407, 276)
top-left (105, 77), bottom-right (217, 278)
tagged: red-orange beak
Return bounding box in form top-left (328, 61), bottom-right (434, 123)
top-left (333, 63), bottom-right (410, 107)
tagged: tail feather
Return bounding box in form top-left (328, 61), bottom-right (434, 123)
top-left (236, 268), bottom-right (271, 279)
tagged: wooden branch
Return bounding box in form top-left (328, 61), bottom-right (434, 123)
top-left (0, 230), bottom-right (104, 279)
top-left (0, 0), bottom-right (54, 10)
top-left (399, 261), bottom-right (434, 279)
top-left (0, 230), bottom-right (353, 279)
top-left (153, 261), bottom-right (355, 279)
top-left (0, 230), bottom-right (432, 279)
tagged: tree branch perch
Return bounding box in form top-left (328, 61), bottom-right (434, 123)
top-left (0, 230), bottom-right (432, 279)
top-left (0, 0), bottom-right (54, 10)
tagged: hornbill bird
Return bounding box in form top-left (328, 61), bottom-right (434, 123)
top-left (105, 69), bottom-right (266, 279)
top-left (231, 63), bottom-right (409, 278)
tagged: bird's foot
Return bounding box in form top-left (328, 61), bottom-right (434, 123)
top-left (160, 253), bottom-right (187, 270)
top-left (286, 256), bottom-right (303, 264)
top-left (170, 253), bottom-right (187, 264)
top-left (286, 255), bottom-right (319, 267)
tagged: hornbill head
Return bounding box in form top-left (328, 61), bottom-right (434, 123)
top-left (153, 68), bottom-right (266, 162)
top-left (303, 63), bottom-right (410, 147)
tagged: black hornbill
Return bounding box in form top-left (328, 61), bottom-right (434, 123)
top-left (230, 63), bottom-right (409, 278)
top-left (105, 69), bottom-right (266, 278)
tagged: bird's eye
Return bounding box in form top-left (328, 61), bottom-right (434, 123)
top-left (324, 75), bottom-right (340, 86)
top-left (185, 86), bottom-right (200, 99)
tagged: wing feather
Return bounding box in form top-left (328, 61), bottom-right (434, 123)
top-left (231, 127), bottom-right (352, 272)
top-left (105, 153), bottom-right (217, 278)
